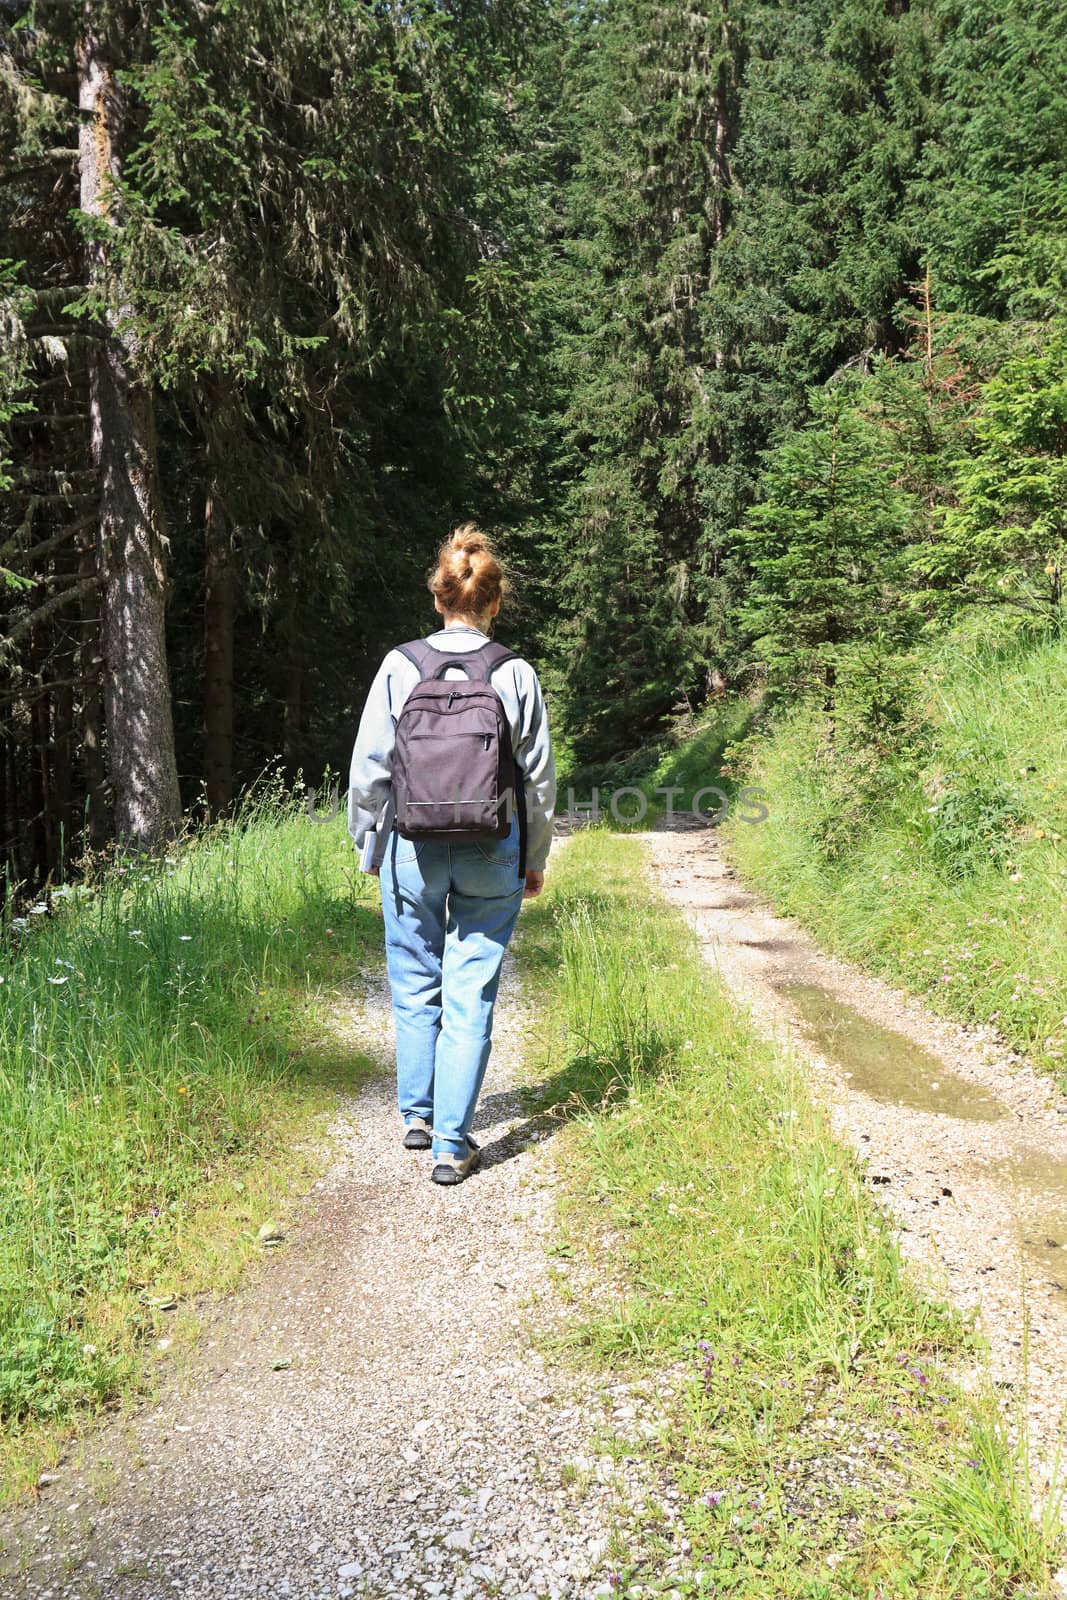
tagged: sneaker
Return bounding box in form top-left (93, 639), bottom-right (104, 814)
top-left (431, 1137), bottom-right (480, 1186)
top-left (402, 1116), bottom-right (432, 1151)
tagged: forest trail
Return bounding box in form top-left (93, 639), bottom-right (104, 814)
top-left (1, 956), bottom-right (676, 1600)
top-left (642, 826), bottom-right (1067, 1502)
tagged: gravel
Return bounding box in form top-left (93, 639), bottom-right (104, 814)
top-left (0, 945), bottom-right (682, 1600)
top-left (643, 826), bottom-right (1067, 1529)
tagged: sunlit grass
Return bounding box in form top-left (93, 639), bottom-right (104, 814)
top-left (0, 779), bottom-right (380, 1486)
top-left (724, 616), bottom-right (1067, 1081)
top-left (519, 831), bottom-right (1062, 1597)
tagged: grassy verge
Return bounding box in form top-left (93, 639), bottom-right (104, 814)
top-left (0, 784), bottom-right (379, 1498)
top-left (558, 699), bottom-right (754, 831)
top-left (519, 831), bottom-right (1062, 1598)
top-left (721, 617), bottom-right (1067, 1082)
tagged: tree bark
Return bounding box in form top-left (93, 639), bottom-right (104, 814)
top-left (79, 538), bottom-right (109, 851)
top-left (78, 1), bottom-right (181, 851)
top-left (203, 483), bottom-right (235, 817)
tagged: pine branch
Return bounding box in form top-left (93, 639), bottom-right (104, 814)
top-left (0, 575), bottom-right (101, 651)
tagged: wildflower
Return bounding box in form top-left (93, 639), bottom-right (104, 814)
top-left (46, 976), bottom-right (68, 986)
top-left (704, 1490), bottom-right (726, 1508)
top-left (178, 935), bottom-right (193, 942)
top-left (29, 903), bottom-right (48, 915)
top-left (81, 1344), bottom-right (97, 1357)
top-left (177, 1086), bottom-right (188, 1096)
top-left (129, 928), bottom-right (144, 937)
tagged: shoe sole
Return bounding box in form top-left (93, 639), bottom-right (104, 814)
top-left (403, 1129), bottom-right (432, 1150)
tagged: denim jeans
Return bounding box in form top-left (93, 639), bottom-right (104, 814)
top-left (379, 814), bottom-right (525, 1158)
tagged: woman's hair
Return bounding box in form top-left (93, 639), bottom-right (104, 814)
top-left (428, 522), bottom-right (510, 619)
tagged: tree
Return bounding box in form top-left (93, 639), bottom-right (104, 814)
top-left (736, 387), bottom-right (915, 715)
top-left (542, 0), bottom-right (746, 762)
top-left (914, 325), bottom-right (1067, 621)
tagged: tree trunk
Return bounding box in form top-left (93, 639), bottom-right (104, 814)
top-left (79, 541), bottom-right (109, 850)
top-left (203, 483), bottom-right (235, 817)
top-left (78, 1), bottom-right (181, 852)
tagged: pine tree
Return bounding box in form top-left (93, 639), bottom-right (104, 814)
top-left (736, 386), bottom-right (915, 714)
top-left (544, 0), bottom-right (745, 762)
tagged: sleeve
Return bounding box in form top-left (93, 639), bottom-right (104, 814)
top-left (347, 651), bottom-right (405, 850)
top-left (513, 665), bottom-right (557, 872)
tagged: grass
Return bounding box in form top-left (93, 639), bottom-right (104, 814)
top-left (720, 614), bottom-right (1067, 1082)
top-left (558, 698), bottom-right (756, 831)
top-left (0, 777), bottom-right (381, 1497)
top-left (517, 829), bottom-right (1063, 1598)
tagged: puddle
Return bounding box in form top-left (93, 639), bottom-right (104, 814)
top-left (1002, 1152), bottom-right (1067, 1290)
top-left (778, 982), bottom-right (1006, 1121)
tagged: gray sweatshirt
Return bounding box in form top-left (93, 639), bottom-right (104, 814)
top-left (347, 624), bottom-right (557, 871)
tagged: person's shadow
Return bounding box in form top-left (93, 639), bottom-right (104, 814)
top-left (468, 1022), bottom-right (676, 1173)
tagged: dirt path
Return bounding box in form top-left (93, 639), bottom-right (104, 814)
top-left (642, 826), bottom-right (1067, 1503)
top-left (1, 959), bottom-right (673, 1600)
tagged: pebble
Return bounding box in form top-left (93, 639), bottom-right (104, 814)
top-left (0, 937), bottom-right (680, 1598)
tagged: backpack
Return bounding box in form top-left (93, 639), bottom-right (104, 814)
top-left (392, 639), bottom-right (527, 876)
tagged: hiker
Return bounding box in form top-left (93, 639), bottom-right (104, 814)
top-left (347, 524), bottom-right (557, 1186)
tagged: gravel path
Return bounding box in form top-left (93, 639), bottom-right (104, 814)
top-left (0, 955), bottom-right (676, 1600)
top-left (642, 826), bottom-right (1067, 1513)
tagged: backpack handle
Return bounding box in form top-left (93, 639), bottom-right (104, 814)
top-left (396, 639), bottom-right (517, 684)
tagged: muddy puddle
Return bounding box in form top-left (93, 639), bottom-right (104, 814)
top-left (778, 981), bottom-right (1007, 1122)
top-left (999, 1151), bottom-right (1067, 1290)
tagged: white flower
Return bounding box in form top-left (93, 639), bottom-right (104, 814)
top-left (47, 976), bottom-right (68, 985)
top-left (178, 935), bottom-right (193, 942)
top-left (29, 903), bottom-right (49, 915)
top-left (129, 929), bottom-right (144, 937)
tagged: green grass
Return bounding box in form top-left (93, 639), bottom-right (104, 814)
top-left (558, 698), bottom-right (756, 830)
top-left (721, 614), bottom-right (1067, 1081)
top-left (0, 780), bottom-right (381, 1494)
top-left (518, 830), bottom-right (1063, 1598)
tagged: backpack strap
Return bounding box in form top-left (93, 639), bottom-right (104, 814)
top-left (396, 638), bottom-right (518, 682)
top-left (395, 639), bottom-right (445, 679)
top-left (463, 641), bottom-right (518, 682)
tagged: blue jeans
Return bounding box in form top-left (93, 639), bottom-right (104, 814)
top-left (379, 815), bottom-right (525, 1157)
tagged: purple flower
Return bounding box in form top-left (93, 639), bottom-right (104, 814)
top-left (705, 1490), bottom-right (726, 1508)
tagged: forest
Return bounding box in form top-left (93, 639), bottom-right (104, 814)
top-left (1, 0), bottom-right (1064, 884)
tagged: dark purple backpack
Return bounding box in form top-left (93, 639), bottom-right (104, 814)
top-left (392, 639), bottom-right (526, 875)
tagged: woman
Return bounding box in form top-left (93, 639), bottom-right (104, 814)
top-left (347, 525), bottom-right (556, 1185)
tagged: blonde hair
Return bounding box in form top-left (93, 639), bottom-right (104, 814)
top-left (428, 522), bottom-right (510, 619)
